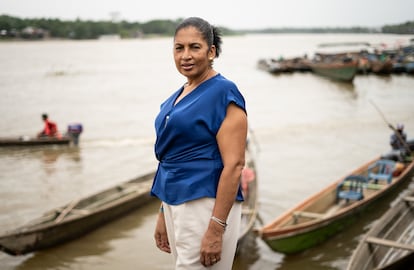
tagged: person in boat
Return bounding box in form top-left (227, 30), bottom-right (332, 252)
top-left (37, 113), bottom-right (59, 138)
top-left (387, 123), bottom-right (409, 162)
top-left (151, 17), bottom-right (247, 269)
top-left (390, 124), bottom-right (407, 151)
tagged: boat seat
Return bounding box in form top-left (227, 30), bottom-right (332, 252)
top-left (403, 196), bottom-right (414, 203)
top-left (367, 159), bottom-right (396, 184)
top-left (365, 237), bottom-right (414, 251)
top-left (336, 175), bottom-right (367, 203)
top-left (293, 211), bottom-right (325, 220)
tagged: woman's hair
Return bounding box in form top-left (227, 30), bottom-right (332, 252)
top-left (174, 17), bottom-right (222, 58)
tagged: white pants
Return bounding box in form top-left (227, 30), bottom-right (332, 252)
top-left (163, 198), bottom-right (242, 270)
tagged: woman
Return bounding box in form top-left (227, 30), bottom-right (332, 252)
top-left (151, 17), bottom-right (248, 269)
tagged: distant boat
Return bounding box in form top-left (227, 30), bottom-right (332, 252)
top-left (369, 56), bottom-right (393, 75)
top-left (308, 58), bottom-right (359, 82)
top-left (308, 42), bottom-right (370, 81)
top-left (0, 123), bottom-right (83, 147)
top-left (257, 58), bottom-right (286, 74)
top-left (346, 188), bottom-right (414, 270)
top-left (405, 61), bottom-right (414, 74)
top-left (258, 57), bottom-right (311, 74)
top-left (0, 136), bottom-right (72, 146)
top-left (256, 140), bottom-right (414, 254)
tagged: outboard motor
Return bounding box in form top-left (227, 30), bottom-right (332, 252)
top-left (67, 123), bottom-right (83, 145)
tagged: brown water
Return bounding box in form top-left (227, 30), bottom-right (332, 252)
top-left (0, 34), bottom-right (414, 270)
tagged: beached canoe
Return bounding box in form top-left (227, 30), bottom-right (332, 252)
top-left (346, 188), bottom-right (414, 270)
top-left (0, 171), bottom-right (156, 255)
top-left (256, 144), bottom-right (414, 254)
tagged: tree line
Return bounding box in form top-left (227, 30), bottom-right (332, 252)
top-left (382, 21), bottom-right (414, 35)
top-left (0, 14), bottom-right (413, 40)
top-left (0, 15), bottom-right (182, 39)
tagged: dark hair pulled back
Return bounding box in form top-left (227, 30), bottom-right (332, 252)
top-left (175, 17), bottom-right (222, 58)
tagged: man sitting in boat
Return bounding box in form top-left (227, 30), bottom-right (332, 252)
top-left (37, 113), bottom-right (60, 138)
top-left (390, 124), bottom-right (407, 150)
top-left (387, 123), bottom-right (410, 162)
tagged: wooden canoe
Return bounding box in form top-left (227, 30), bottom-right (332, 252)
top-left (0, 171), bottom-right (156, 255)
top-left (0, 136), bottom-right (72, 147)
top-left (237, 146), bottom-right (259, 251)
top-left (346, 189), bottom-right (414, 270)
top-left (309, 59), bottom-right (359, 82)
top-left (256, 148), bottom-right (414, 254)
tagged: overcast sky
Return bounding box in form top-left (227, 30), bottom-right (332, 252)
top-left (1, 0), bottom-right (413, 29)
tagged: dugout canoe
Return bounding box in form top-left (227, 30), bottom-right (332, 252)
top-left (0, 171), bottom-right (156, 255)
top-left (346, 188), bottom-right (414, 270)
top-left (256, 145), bottom-right (414, 254)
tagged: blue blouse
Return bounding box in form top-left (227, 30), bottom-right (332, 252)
top-left (151, 74), bottom-right (246, 205)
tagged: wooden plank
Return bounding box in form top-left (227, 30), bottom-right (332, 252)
top-left (293, 211), bottom-right (325, 220)
top-left (242, 208), bottom-right (255, 214)
top-left (366, 237), bottom-right (414, 251)
top-left (365, 183), bottom-right (385, 190)
top-left (54, 199), bottom-right (80, 223)
top-left (403, 196), bottom-right (414, 203)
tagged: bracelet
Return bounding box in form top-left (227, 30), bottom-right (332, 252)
top-left (211, 216), bottom-right (227, 230)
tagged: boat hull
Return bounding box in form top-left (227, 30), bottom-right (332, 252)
top-left (346, 189), bottom-right (414, 270)
top-left (310, 61), bottom-right (358, 82)
top-left (0, 136), bottom-right (72, 146)
top-left (258, 152), bottom-right (414, 254)
top-left (0, 172), bottom-right (155, 255)
top-left (264, 208), bottom-right (361, 254)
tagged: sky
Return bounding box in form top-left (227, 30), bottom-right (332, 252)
top-left (1, 0), bottom-right (413, 29)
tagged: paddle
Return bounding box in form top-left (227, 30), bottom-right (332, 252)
top-left (369, 100), bottom-right (412, 155)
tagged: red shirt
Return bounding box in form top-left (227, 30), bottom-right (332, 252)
top-left (43, 120), bottom-right (58, 136)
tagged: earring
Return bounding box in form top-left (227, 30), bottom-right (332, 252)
top-left (209, 57), bottom-right (213, 60)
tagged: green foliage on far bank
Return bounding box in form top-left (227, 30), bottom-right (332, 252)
top-left (0, 15), bottom-right (183, 39)
top-left (382, 21), bottom-right (414, 34)
top-left (0, 14), bottom-right (413, 40)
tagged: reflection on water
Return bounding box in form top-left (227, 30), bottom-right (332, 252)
top-left (233, 232), bottom-right (261, 270)
top-left (0, 146), bottom-right (82, 175)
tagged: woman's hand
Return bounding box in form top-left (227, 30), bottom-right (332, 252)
top-left (154, 212), bottom-right (171, 253)
top-left (200, 220), bottom-right (224, 267)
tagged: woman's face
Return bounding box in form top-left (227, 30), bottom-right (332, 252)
top-left (173, 26), bottom-right (215, 80)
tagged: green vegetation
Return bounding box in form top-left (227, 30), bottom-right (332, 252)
top-left (0, 14), bottom-right (413, 40)
top-left (0, 15), bottom-right (238, 40)
top-left (382, 21), bottom-right (414, 34)
top-left (242, 27), bottom-right (378, 34)
top-left (0, 15), bottom-right (182, 39)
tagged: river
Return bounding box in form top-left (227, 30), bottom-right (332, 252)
top-left (0, 33), bottom-right (414, 270)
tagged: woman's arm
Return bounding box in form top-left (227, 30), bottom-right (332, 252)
top-left (200, 103), bottom-right (247, 266)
